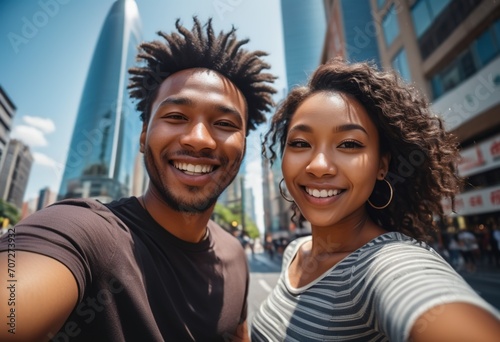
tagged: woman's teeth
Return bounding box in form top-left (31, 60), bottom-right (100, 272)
top-left (305, 187), bottom-right (343, 198)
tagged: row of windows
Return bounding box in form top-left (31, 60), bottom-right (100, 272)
top-left (380, 1), bottom-right (498, 96)
top-left (382, 0), bottom-right (452, 47)
top-left (411, 0), bottom-right (451, 37)
top-left (431, 19), bottom-right (500, 99)
top-left (464, 166), bottom-right (500, 193)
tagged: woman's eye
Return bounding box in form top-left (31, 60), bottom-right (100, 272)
top-left (339, 140), bottom-right (363, 149)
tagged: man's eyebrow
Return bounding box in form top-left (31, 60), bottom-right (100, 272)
top-left (288, 124), bottom-right (312, 134)
top-left (212, 103), bottom-right (243, 119)
top-left (153, 96), bottom-right (244, 123)
top-left (154, 96), bottom-right (193, 111)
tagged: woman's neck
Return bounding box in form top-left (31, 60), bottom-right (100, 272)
top-left (309, 214), bottom-right (385, 257)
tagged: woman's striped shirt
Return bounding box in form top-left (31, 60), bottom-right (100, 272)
top-left (250, 232), bottom-right (500, 341)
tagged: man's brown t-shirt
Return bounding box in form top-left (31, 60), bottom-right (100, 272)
top-left (3, 197), bottom-right (249, 341)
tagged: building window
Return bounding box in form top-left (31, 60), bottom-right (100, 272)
top-left (411, 0), bottom-right (432, 37)
top-left (431, 76), bottom-right (444, 99)
top-left (428, 0), bottom-right (451, 19)
top-left (430, 20), bottom-right (500, 100)
top-left (494, 19), bottom-right (500, 46)
top-left (392, 49), bottom-right (411, 82)
top-left (475, 30), bottom-right (497, 66)
top-left (441, 61), bottom-right (461, 91)
top-left (411, 0), bottom-right (451, 37)
top-left (382, 5), bottom-right (399, 46)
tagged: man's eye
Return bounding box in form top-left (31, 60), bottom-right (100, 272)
top-left (287, 140), bottom-right (310, 148)
top-left (165, 113), bottom-right (186, 120)
top-left (216, 121), bottom-right (236, 128)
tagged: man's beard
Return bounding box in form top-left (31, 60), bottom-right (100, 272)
top-left (143, 147), bottom-right (243, 213)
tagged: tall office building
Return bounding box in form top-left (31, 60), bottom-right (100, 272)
top-left (369, 0), bottom-right (500, 230)
top-left (322, 0), bottom-right (380, 66)
top-left (281, 0), bottom-right (327, 91)
top-left (0, 86), bottom-right (16, 172)
top-left (0, 139), bottom-right (33, 209)
top-left (58, 0), bottom-right (143, 202)
top-left (36, 186), bottom-right (56, 211)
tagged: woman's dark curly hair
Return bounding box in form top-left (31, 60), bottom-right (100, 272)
top-left (128, 17), bottom-right (277, 135)
top-left (263, 57), bottom-right (463, 242)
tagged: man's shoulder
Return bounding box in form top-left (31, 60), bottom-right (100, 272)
top-left (207, 221), bottom-right (248, 255)
top-left (48, 197), bottom-right (110, 212)
top-left (208, 220), bottom-right (238, 241)
top-left (21, 197), bottom-right (131, 238)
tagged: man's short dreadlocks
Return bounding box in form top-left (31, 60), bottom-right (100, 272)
top-left (128, 17), bottom-right (277, 134)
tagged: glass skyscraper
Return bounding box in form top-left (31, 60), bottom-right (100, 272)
top-left (58, 0), bottom-right (143, 202)
top-left (280, 0), bottom-right (326, 91)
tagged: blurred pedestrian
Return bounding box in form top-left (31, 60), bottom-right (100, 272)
top-left (265, 233), bottom-right (275, 260)
top-left (448, 233), bottom-right (463, 270)
top-left (458, 228), bottom-right (479, 273)
top-left (493, 224), bottom-right (500, 267)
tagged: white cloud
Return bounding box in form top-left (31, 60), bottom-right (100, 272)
top-left (22, 116), bottom-right (56, 134)
top-left (33, 152), bottom-right (58, 168)
top-left (32, 152), bottom-right (65, 180)
top-left (11, 125), bottom-right (48, 147)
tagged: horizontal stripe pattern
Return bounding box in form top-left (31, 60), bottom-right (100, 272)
top-left (251, 232), bottom-right (500, 341)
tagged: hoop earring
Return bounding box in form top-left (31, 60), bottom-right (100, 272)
top-left (368, 178), bottom-right (393, 210)
top-left (279, 179), bottom-right (294, 203)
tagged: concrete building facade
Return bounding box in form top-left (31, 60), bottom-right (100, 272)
top-left (0, 87), bottom-right (16, 173)
top-left (0, 139), bottom-right (33, 209)
top-left (370, 0), bottom-right (500, 231)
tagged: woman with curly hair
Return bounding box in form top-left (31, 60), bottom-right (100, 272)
top-left (251, 58), bottom-right (500, 341)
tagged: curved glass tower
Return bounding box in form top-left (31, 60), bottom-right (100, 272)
top-left (281, 0), bottom-right (326, 91)
top-left (58, 0), bottom-right (143, 201)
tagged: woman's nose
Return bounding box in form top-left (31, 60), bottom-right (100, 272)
top-left (305, 152), bottom-right (337, 177)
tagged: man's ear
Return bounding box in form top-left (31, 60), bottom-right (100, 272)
top-left (139, 123), bottom-right (147, 153)
top-left (378, 152), bottom-right (391, 180)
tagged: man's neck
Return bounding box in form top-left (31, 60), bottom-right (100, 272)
top-left (139, 194), bottom-right (213, 243)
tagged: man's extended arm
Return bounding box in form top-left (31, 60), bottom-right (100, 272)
top-left (0, 251), bottom-right (78, 342)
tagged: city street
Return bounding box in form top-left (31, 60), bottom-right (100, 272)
top-left (460, 267), bottom-right (500, 310)
top-left (246, 249), bottom-right (500, 330)
top-left (247, 251), bottom-right (282, 328)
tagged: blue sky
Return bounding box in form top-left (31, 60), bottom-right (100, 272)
top-left (0, 0), bottom-right (287, 228)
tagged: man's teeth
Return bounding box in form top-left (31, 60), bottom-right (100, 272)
top-left (305, 187), bottom-right (342, 198)
top-left (174, 162), bottom-right (213, 175)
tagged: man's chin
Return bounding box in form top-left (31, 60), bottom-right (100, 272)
top-left (166, 196), bottom-right (218, 214)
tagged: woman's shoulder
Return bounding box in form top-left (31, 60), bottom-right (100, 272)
top-left (357, 231), bottom-right (443, 269)
top-left (282, 235), bottom-right (311, 264)
top-left (363, 231), bottom-right (431, 250)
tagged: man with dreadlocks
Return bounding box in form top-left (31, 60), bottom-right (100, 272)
top-left (0, 17), bottom-right (276, 341)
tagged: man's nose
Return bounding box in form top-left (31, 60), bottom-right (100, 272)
top-left (180, 121), bottom-right (217, 151)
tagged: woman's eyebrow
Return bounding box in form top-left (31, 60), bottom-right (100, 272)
top-left (334, 123), bottom-right (368, 135)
